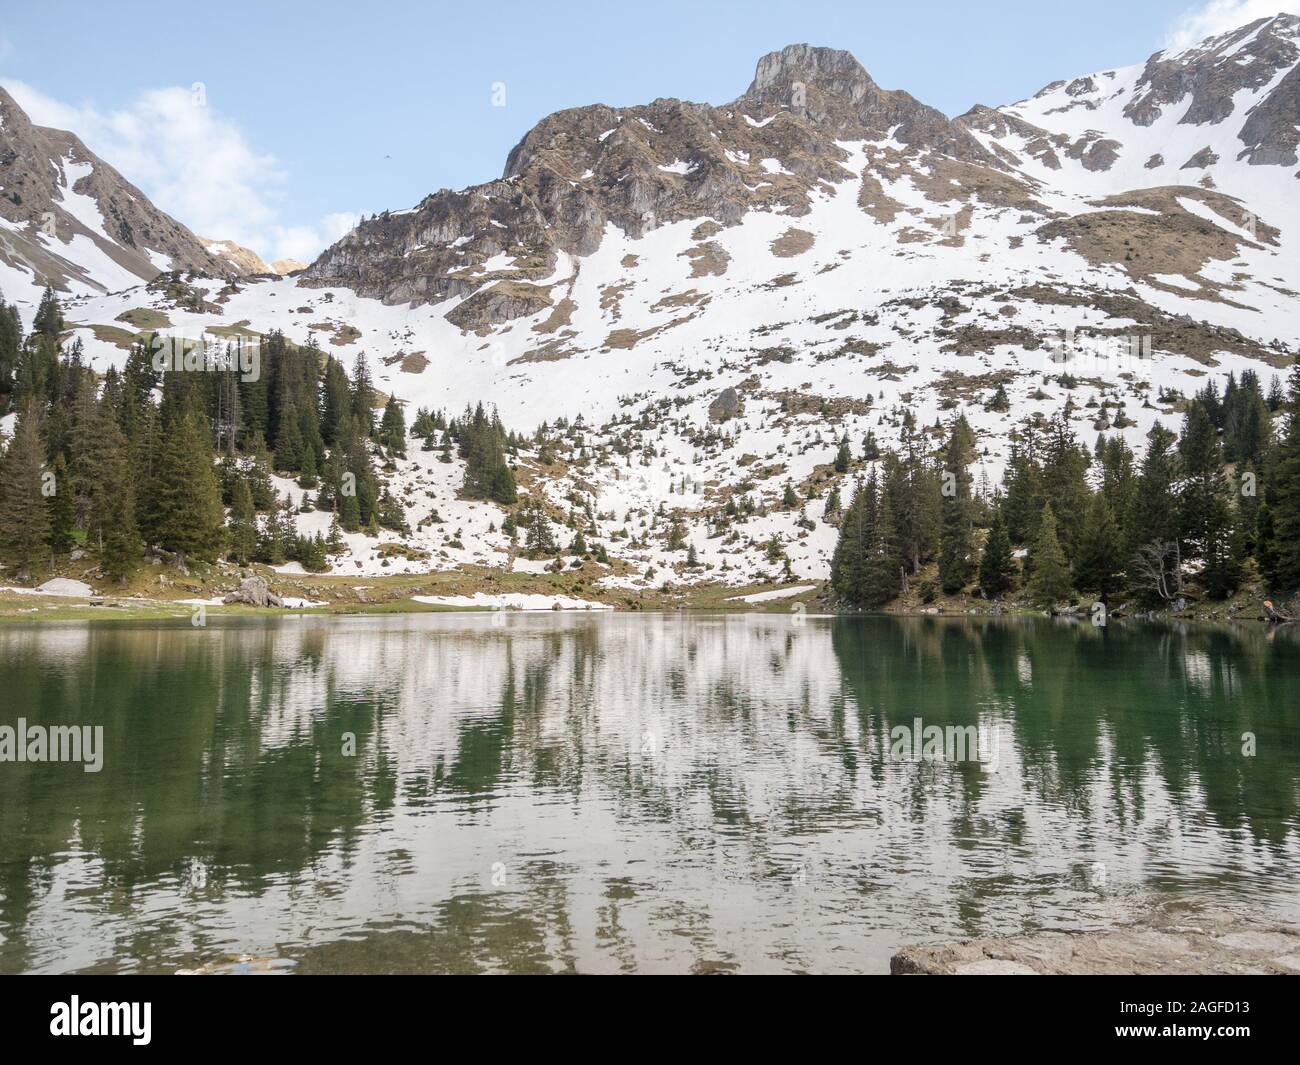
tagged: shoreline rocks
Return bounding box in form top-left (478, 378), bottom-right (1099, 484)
top-left (891, 904), bottom-right (1300, 975)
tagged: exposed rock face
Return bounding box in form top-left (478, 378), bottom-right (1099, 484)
top-left (444, 280), bottom-right (554, 331)
top-left (301, 43), bottom-right (995, 323)
top-left (708, 387), bottom-right (743, 423)
top-left (1123, 14), bottom-right (1299, 130)
top-left (223, 576), bottom-right (284, 608)
top-left (892, 904), bottom-right (1300, 975)
top-left (1237, 59), bottom-right (1300, 165)
top-left (0, 87), bottom-right (242, 301)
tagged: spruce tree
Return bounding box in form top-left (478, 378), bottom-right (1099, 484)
top-left (834, 436), bottom-right (851, 473)
top-left (1126, 423), bottom-right (1179, 559)
top-left (525, 503), bottom-right (557, 558)
top-left (1263, 366), bottom-right (1300, 592)
top-left (1027, 503), bottom-right (1072, 607)
top-left (0, 402), bottom-right (52, 577)
top-left (227, 479), bottom-right (258, 564)
top-left (46, 452), bottom-right (75, 555)
top-left (1073, 493), bottom-right (1122, 600)
top-left (379, 397), bottom-right (407, 457)
top-left (978, 507), bottom-right (1014, 598)
top-left (351, 354), bottom-right (375, 434)
top-left (830, 480), bottom-right (869, 606)
top-left (1041, 405), bottom-right (1091, 561)
top-left (82, 400), bottom-right (142, 580)
top-left (938, 415), bottom-right (975, 594)
top-left (862, 472), bottom-right (900, 606)
top-left (149, 410), bottom-right (226, 562)
top-left (1177, 400), bottom-right (1241, 596)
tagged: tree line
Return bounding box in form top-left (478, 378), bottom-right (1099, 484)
top-left (831, 364), bottom-right (1300, 610)
top-left (0, 286), bottom-right (411, 580)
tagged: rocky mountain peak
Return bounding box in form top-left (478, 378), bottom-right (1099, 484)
top-left (0, 86), bottom-right (244, 306)
top-left (745, 43), bottom-right (876, 97)
top-left (1124, 13), bottom-right (1300, 133)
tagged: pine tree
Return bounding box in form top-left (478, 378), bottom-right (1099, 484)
top-left (1001, 426), bottom-right (1042, 544)
top-left (87, 402), bottom-right (142, 581)
top-left (1041, 404), bottom-right (1090, 561)
top-left (326, 516), bottom-right (346, 555)
top-left (1263, 365), bottom-right (1300, 592)
top-left (379, 397), bottom-right (407, 457)
top-left (148, 410), bottom-right (226, 562)
top-left (861, 472), bottom-right (900, 606)
top-left (351, 354), bottom-right (375, 434)
top-left (1027, 503), bottom-right (1072, 607)
top-left (978, 507), bottom-right (1014, 598)
top-left (1127, 423), bottom-right (1180, 559)
top-left (525, 503), bottom-right (557, 558)
top-left (883, 424), bottom-right (939, 575)
top-left (46, 452), bottom-right (75, 555)
top-left (0, 402), bottom-right (52, 577)
top-left (831, 479), bottom-right (874, 606)
top-left (227, 479), bottom-right (257, 564)
top-left (938, 415), bottom-right (975, 594)
top-left (1177, 399), bottom-right (1241, 596)
top-left (834, 435), bottom-right (851, 473)
top-left (1177, 401), bottom-right (1226, 561)
top-left (32, 285), bottom-right (64, 339)
top-left (1073, 493), bottom-right (1122, 600)
top-left (0, 296), bottom-right (21, 404)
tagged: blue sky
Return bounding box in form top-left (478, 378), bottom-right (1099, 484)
top-left (1, 0), bottom-right (1292, 262)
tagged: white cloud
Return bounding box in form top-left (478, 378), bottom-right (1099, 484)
top-left (1164, 1), bottom-right (1300, 51)
top-left (266, 212), bottom-right (357, 263)
top-left (0, 79), bottom-right (349, 264)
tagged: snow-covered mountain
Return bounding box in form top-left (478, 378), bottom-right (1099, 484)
top-left (10, 15), bottom-right (1300, 590)
top-left (0, 86), bottom-right (255, 312)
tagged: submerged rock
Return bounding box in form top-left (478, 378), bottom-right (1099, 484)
top-left (891, 904), bottom-right (1300, 975)
top-left (176, 954), bottom-right (296, 976)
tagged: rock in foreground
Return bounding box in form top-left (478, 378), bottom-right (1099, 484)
top-left (223, 576), bottom-right (284, 609)
top-left (891, 905), bottom-right (1300, 975)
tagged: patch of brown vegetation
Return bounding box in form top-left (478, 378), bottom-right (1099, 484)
top-left (766, 389), bottom-right (873, 418)
top-left (599, 280), bottom-right (633, 320)
top-left (1007, 283), bottom-right (1290, 367)
top-left (680, 241), bottom-right (730, 278)
top-left (1035, 186), bottom-right (1278, 294)
top-left (764, 273), bottom-right (799, 289)
top-left (770, 227), bottom-right (815, 257)
top-left (815, 338), bottom-right (882, 363)
top-left (935, 368), bottom-right (1018, 402)
top-left (602, 312), bottom-right (698, 351)
top-left (651, 289), bottom-right (709, 312)
top-left (534, 296), bottom-right (576, 334)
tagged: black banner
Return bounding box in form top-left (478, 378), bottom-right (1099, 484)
top-left (0, 975), bottom-right (1290, 1052)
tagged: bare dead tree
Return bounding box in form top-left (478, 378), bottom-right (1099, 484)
top-left (1130, 540), bottom-right (1183, 604)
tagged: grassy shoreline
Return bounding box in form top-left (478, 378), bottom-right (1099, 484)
top-left (0, 567), bottom-right (1280, 626)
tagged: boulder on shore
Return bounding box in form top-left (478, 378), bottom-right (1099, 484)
top-left (223, 576), bottom-right (284, 608)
